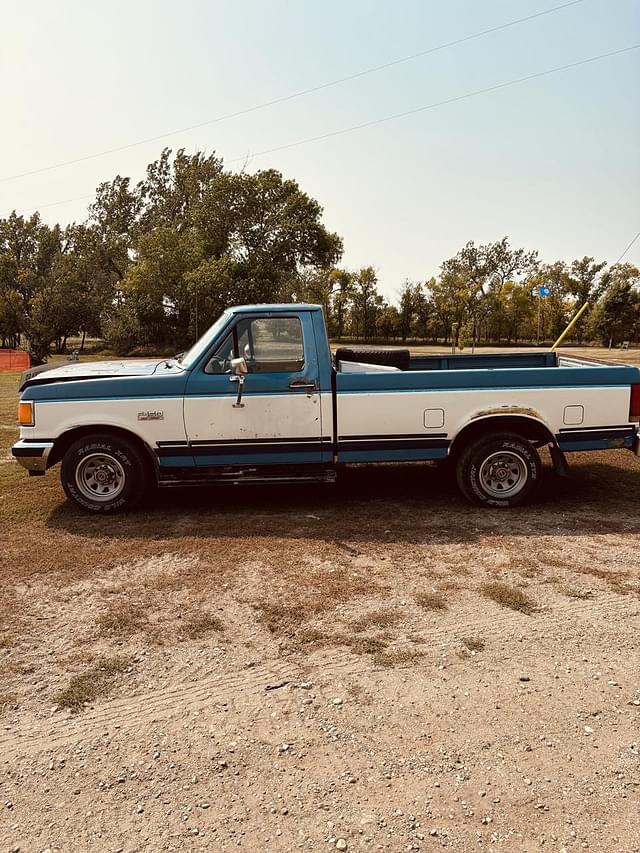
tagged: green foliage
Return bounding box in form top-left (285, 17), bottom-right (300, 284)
top-left (0, 151), bottom-right (636, 355)
top-left (587, 264), bottom-right (639, 347)
top-left (0, 148), bottom-right (342, 357)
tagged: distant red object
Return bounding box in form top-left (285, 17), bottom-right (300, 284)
top-left (0, 350), bottom-right (31, 372)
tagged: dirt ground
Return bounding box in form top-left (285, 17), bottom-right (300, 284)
top-left (1, 350), bottom-right (639, 853)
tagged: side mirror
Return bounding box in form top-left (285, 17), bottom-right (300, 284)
top-left (230, 357), bottom-right (248, 376)
top-left (229, 357), bottom-right (248, 407)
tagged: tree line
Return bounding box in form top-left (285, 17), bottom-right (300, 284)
top-left (0, 147), bottom-right (638, 362)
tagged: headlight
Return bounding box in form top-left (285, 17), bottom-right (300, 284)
top-left (18, 401), bottom-right (34, 426)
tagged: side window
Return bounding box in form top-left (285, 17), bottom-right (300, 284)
top-left (203, 316), bottom-right (305, 374)
top-left (239, 317), bottom-right (304, 373)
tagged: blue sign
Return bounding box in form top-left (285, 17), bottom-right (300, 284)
top-left (538, 286), bottom-right (552, 297)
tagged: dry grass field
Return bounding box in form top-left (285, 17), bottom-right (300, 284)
top-left (1, 348), bottom-right (639, 852)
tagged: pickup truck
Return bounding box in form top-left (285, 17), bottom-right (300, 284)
top-left (12, 303), bottom-right (640, 512)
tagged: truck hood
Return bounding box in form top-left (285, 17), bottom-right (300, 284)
top-left (20, 358), bottom-right (185, 390)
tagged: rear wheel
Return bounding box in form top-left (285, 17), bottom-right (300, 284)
top-left (61, 433), bottom-right (147, 513)
top-left (455, 432), bottom-right (542, 508)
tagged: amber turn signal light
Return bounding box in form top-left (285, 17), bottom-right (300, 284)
top-left (18, 401), bottom-right (34, 426)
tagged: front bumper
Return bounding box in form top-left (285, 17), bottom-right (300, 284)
top-left (11, 439), bottom-right (54, 473)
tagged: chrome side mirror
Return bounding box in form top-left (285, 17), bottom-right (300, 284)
top-left (230, 357), bottom-right (248, 376)
top-left (229, 357), bottom-right (248, 407)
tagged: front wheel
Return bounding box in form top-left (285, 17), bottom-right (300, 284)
top-left (61, 433), bottom-right (147, 513)
top-left (455, 432), bottom-right (542, 508)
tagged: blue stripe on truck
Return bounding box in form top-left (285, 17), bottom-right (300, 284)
top-left (337, 435), bottom-right (450, 463)
top-left (556, 427), bottom-right (636, 452)
top-left (338, 447), bottom-right (448, 463)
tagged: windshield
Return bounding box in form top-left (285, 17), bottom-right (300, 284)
top-left (178, 311), bottom-right (232, 369)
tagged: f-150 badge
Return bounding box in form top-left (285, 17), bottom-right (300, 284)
top-left (137, 410), bottom-right (164, 420)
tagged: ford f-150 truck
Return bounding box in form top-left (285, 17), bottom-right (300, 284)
top-left (12, 303), bottom-right (640, 512)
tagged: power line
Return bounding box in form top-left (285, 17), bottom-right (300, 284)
top-left (13, 42), bottom-right (640, 216)
top-left (0, 0), bottom-right (587, 184)
top-left (612, 228), bottom-right (640, 264)
top-left (227, 44), bottom-right (640, 164)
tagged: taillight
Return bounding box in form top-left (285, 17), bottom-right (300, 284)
top-left (630, 384), bottom-right (640, 422)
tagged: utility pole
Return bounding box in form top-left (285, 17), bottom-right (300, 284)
top-left (536, 285), bottom-right (551, 345)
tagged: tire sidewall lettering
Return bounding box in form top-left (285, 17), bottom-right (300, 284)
top-left (463, 436), bottom-right (541, 508)
top-left (62, 434), bottom-right (145, 513)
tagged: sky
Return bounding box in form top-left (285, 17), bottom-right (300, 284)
top-left (0, 0), bottom-right (639, 300)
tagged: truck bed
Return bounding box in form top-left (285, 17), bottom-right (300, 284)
top-left (334, 350), bottom-right (639, 463)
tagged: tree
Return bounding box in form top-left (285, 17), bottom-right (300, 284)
top-left (439, 238), bottom-right (538, 347)
top-left (397, 281), bottom-right (421, 342)
top-left (588, 264), bottom-right (639, 347)
top-left (350, 267), bottom-right (384, 341)
top-left (329, 269), bottom-right (354, 339)
top-left (378, 305), bottom-right (400, 342)
top-left (565, 256), bottom-right (608, 343)
top-left (106, 149), bottom-right (343, 351)
top-left (0, 213), bottom-right (73, 362)
top-left (502, 282), bottom-right (536, 344)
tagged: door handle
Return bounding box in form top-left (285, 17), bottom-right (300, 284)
top-left (289, 380), bottom-right (317, 392)
top-left (229, 374), bottom-right (246, 408)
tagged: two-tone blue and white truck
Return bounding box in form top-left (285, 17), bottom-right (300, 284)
top-left (12, 303), bottom-right (640, 512)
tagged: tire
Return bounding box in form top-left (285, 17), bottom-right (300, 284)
top-left (61, 433), bottom-right (147, 513)
top-left (455, 432), bottom-right (542, 508)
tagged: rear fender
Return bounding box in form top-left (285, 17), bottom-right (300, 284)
top-left (450, 410), bottom-right (557, 459)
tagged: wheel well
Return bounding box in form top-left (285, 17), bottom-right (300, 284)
top-left (48, 425), bottom-right (158, 479)
top-left (450, 415), bottom-right (555, 458)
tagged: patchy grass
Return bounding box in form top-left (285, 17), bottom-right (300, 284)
top-left (481, 582), bottom-right (537, 614)
top-left (296, 626), bottom-right (329, 646)
top-left (438, 579), bottom-right (461, 592)
top-left (347, 682), bottom-right (373, 704)
top-left (295, 626), bottom-right (388, 658)
top-left (0, 692), bottom-right (16, 714)
top-left (415, 591), bottom-right (448, 611)
top-left (96, 602), bottom-right (149, 636)
top-left (461, 636), bottom-right (486, 652)
top-left (457, 635), bottom-right (486, 659)
top-left (560, 585), bottom-right (594, 600)
top-left (576, 566), bottom-right (631, 595)
top-left (346, 635), bottom-right (388, 656)
top-left (253, 566), bottom-right (379, 637)
top-left (0, 631), bottom-right (15, 649)
top-left (56, 649), bottom-right (97, 669)
top-left (54, 655), bottom-right (131, 712)
top-left (178, 611), bottom-right (224, 640)
top-left (256, 602), bottom-right (303, 636)
top-left (350, 608), bottom-right (400, 631)
top-left (285, 620), bottom-right (392, 659)
top-left (373, 647), bottom-right (425, 668)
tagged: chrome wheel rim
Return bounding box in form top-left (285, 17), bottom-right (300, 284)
top-left (75, 453), bottom-right (126, 502)
top-left (478, 451), bottom-right (528, 498)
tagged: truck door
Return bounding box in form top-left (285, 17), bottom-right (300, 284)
top-left (183, 311), bottom-right (328, 466)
